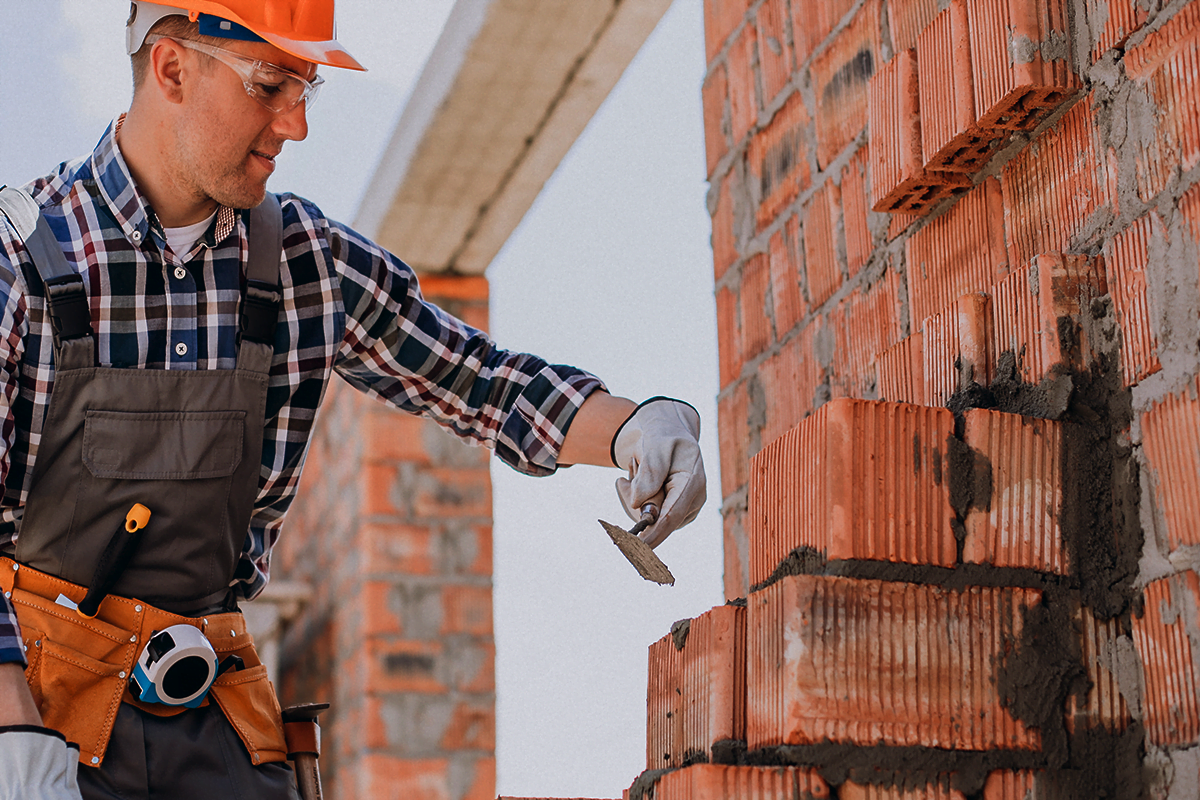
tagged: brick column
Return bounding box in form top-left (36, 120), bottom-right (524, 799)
top-left (276, 274), bottom-right (495, 800)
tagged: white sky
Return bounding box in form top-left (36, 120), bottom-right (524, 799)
top-left (0, 2), bottom-right (720, 796)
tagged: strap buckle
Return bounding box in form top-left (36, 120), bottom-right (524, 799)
top-left (240, 279), bottom-right (280, 345)
top-left (43, 273), bottom-right (94, 347)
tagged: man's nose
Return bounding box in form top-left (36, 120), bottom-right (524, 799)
top-left (273, 101), bottom-right (309, 142)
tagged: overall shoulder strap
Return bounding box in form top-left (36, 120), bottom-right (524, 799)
top-left (236, 192), bottom-right (283, 371)
top-left (0, 186), bottom-right (95, 364)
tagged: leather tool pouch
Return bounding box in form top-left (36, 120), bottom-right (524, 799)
top-left (1, 558), bottom-right (287, 767)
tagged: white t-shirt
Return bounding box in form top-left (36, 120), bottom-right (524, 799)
top-left (162, 211), bottom-right (217, 256)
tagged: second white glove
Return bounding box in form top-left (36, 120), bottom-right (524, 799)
top-left (0, 726), bottom-right (82, 800)
top-left (611, 397), bottom-right (706, 548)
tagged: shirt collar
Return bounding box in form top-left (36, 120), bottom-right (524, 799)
top-left (92, 114), bottom-right (240, 252)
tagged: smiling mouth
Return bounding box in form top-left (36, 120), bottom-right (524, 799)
top-left (252, 150), bottom-right (278, 167)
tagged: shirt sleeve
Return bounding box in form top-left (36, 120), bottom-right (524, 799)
top-left (0, 593), bottom-right (23, 667)
top-left (325, 216), bottom-right (607, 477)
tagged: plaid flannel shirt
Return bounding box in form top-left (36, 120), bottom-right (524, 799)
top-left (0, 120), bottom-right (603, 665)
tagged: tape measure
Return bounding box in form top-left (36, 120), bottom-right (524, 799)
top-left (129, 625), bottom-right (219, 708)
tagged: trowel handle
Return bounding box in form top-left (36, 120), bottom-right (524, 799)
top-left (629, 493), bottom-right (664, 537)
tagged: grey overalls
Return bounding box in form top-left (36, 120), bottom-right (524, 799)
top-left (0, 187), bottom-right (300, 800)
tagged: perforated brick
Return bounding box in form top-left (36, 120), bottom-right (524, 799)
top-left (750, 94), bottom-right (811, 230)
top-left (1087, 0), bottom-right (1148, 62)
top-left (1102, 213), bottom-right (1164, 386)
top-left (1141, 375), bottom-right (1200, 550)
top-left (918, 1), bottom-right (1004, 173)
top-left (1131, 573), bottom-right (1200, 746)
top-left (967, 0), bottom-right (1080, 130)
top-left (803, 182), bottom-right (843, 307)
top-left (1069, 605), bottom-right (1132, 734)
top-left (812, 0), bottom-right (882, 168)
top-left (748, 399), bottom-right (956, 586)
top-left (646, 605), bottom-right (746, 770)
top-left (747, 575), bottom-right (1043, 750)
top-left (650, 764), bottom-right (830, 800)
top-left (877, 333), bottom-right (925, 405)
top-left (756, 0), bottom-right (793, 102)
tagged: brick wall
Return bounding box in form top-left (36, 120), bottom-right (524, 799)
top-left (276, 275), bottom-right (495, 800)
top-left (683, 0), bottom-right (1200, 796)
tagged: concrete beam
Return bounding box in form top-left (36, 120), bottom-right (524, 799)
top-left (354, 0), bottom-right (674, 275)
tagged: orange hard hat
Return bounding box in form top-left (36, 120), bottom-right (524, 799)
top-left (126, 1), bottom-right (366, 71)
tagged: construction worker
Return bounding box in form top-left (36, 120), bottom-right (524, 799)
top-left (0, 2), bottom-right (706, 798)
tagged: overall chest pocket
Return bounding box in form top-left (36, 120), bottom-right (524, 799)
top-left (83, 410), bottom-right (245, 480)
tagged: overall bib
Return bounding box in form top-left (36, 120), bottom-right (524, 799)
top-left (0, 189), bottom-right (299, 799)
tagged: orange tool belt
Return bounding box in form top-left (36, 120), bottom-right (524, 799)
top-left (0, 557), bottom-right (288, 768)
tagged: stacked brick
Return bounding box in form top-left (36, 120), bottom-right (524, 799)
top-left (699, 0), bottom-right (1200, 798)
top-left (277, 276), bottom-right (496, 800)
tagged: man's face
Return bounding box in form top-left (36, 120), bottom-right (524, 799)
top-left (172, 39), bottom-right (316, 210)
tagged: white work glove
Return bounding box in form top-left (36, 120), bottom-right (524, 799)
top-left (611, 397), bottom-right (706, 548)
top-left (0, 726), bottom-right (82, 800)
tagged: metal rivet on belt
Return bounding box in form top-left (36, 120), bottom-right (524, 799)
top-left (119, 671), bottom-right (126, 679)
top-left (34, 640), bottom-right (40, 648)
top-left (3, 592), bottom-right (9, 599)
top-left (129, 635), bottom-right (137, 643)
top-left (135, 605), bottom-right (142, 613)
top-left (11, 564), bottom-right (16, 571)
top-left (253, 754), bottom-right (260, 764)
top-left (230, 630), bottom-right (236, 637)
top-left (91, 757), bottom-right (99, 765)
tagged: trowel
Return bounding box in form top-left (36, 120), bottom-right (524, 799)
top-left (599, 501), bottom-right (675, 586)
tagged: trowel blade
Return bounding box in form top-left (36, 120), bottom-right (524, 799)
top-left (599, 520), bottom-right (675, 586)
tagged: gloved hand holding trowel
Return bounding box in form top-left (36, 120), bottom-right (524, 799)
top-left (597, 397), bottom-right (707, 585)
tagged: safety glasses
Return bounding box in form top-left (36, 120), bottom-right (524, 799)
top-left (147, 35), bottom-right (324, 114)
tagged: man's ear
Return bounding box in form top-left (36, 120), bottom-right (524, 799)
top-left (149, 39), bottom-right (188, 105)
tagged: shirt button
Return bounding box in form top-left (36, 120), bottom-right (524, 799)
top-left (174, 266), bottom-right (187, 280)
top-left (131, 230), bottom-right (142, 242)
top-left (175, 342), bottom-right (188, 357)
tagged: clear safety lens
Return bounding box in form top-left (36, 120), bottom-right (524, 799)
top-left (146, 36), bottom-right (324, 113)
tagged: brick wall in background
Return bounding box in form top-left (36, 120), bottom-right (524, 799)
top-left (277, 276), bottom-right (495, 800)
top-left (697, 0), bottom-right (1200, 797)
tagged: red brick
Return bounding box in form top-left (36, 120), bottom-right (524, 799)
top-left (868, 47), bottom-right (972, 214)
top-left (961, 408), bottom-right (1067, 574)
top-left (812, 0), bottom-right (882, 168)
top-left (918, 1), bottom-right (1004, 173)
top-left (704, 0), bottom-right (750, 64)
top-left (440, 701), bottom-right (494, 750)
top-left (719, 382), bottom-right (751, 497)
top-left (728, 24), bottom-right (759, 146)
top-left (1034, 252), bottom-right (1108, 371)
top-left (364, 410), bottom-right (433, 465)
top-left (703, 63), bottom-right (730, 177)
top-left (982, 771), bottom-right (1039, 800)
top-left (756, 0), bottom-right (793, 102)
top-left (1001, 97), bottom-right (1116, 268)
top-left (367, 639), bottom-right (445, 694)
top-left (364, 462), bottom-right (402, 517)
top-left (360, 522), bottom-right (438, 575)
top-left (1131, 572), bottom-right (1200, 746)
top-left (1123, 0), bottom-right (1200, 79)
top-left (1068, 605), bottom-right (1132, 734)
top-left (889, 211), bottom-right (920, 240)
top-left (1102, 213), bottom-right (1164, 386)
top-left (646, 605), bottom-right (746, 769)
top-left (361, 580), bottom-right (404, 637)
top-left (803, 182), bottom-right (844, 307)
top-left (713, 174), bottom-right (738, 282)
top-left (790, 0), bottom-right (857, 67)
top-left (652, 764), bottom-right (829, 800)
top-left (920, 303), bottom-right (962, 407)
top-left (361, 755), bottom-right (451, 800)
top-left (956, 291), bottom-right (993, 387)
top-left (1131, 26), bottom-right (1200, 201)
top-left (1088, 0), bottom-right (1148, 62)
top-left (724, 507), bottom-right (749, 602)
top-left (877, 333), bottom-right (925, 405)
top-left (768, 216), bottom-right (807, 337)
top-left (905, 178), bottom-right (1008, 326)
top-left (440, 585), bottom-right (492, 636)
top-left (967, 0), bottom-right (1080, 131)
top-left (840, 780), bottom-right (963, 800)
top-left (748, 399), bottom-right (956, 586)
top-left (759, 325), bottom-right (822, 448)
top-left (741, 254), bottom-right (773, 361)
top-left (1141, 375), bottom-right (1200, 550)
top-left (749, 93), bottom-right (811, 230)
top-left (827, 269), bottom-right (905, 398)
top-left (888, 0), bottom-right (939, 53)
top-left (1181, 180), bottom-right (1200, 247)
top-left (414, 467), bottom-right (491, 519)
top-left (417, 274), bottom-right (489, 302)
top-left (840, 148), bottom-right (873, 278)
top-left (717, 286), bottom-right (743, 389)
top-left (462, 758), bottom-right (496, 800)
top-left (747, 575), bottom-right (1043, 750)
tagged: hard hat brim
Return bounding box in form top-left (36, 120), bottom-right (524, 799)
top-left (258, 32), bottom-right (366, 72)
